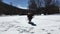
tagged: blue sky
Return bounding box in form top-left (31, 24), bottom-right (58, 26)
top-left (3, 0), bottom-right (60, 9)
top-left (3, 0), bottom-right (28, 9)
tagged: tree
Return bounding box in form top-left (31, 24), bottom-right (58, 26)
top-left (44, 0), bottom-right (52, 7)
top-left (28, 0), bottom-right (59, 14)
top-left (44, 0), bottom-right (59, 14)
top-left (28, 0), bottom-right (37, 10)
top-left (28, 0), bottom-right (37, 14)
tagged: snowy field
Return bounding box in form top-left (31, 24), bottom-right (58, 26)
top-left (0, 15), bottom-right (60, 34)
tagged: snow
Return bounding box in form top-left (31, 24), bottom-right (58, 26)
top-left (0, 15), bottom-right (60, 34)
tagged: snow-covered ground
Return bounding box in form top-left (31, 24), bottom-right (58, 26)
top-left (0, 15), bottom-right (60, 34)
